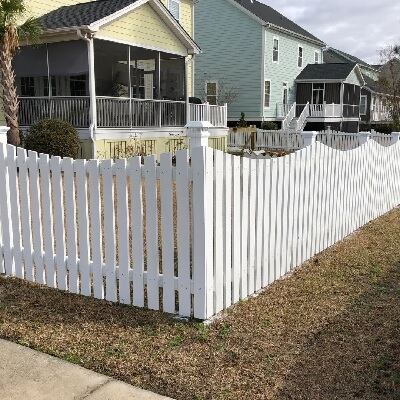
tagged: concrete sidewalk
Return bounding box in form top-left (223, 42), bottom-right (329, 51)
top-left (0, 339), bottom-right (172, 400)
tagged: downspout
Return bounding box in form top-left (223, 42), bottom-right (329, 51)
top-left (77, 29), bottom-right (97, 157)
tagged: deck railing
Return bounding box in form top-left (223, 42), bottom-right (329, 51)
top-left (19, 97), bottom-right (90, 127)
top-left (19, 96), bottom-right (228, 129)
top-left (371, 106), bottom-right (391, 122)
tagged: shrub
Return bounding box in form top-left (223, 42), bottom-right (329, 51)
top-left (237, 112), bottom-right (248, 128)
top-left (24, 119), bottom-right (80, 158)
top-left (261, 121), bottom-right (279, 130)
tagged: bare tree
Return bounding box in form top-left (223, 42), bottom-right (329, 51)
top-left (379, 45), bottom-right (400, 131)
top-left (199, 79), bottom-right (238, 106)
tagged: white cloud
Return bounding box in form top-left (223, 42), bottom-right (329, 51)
top-left (258, 0), bottom-right (400, 64)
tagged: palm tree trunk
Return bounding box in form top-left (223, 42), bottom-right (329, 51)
top-left (0, 34), bottom-right (20, 146)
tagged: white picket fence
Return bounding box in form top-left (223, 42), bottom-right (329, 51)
top-left (1, 133), bottom-right (400, 319)
top-left (228, 129), bottom-right (396, 152)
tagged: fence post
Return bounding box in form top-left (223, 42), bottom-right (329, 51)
top-left (0, 127), bottom-right (8, 144)
top-left (358, 132), bottom-right (371, 146)
top-left (185, 121), bottom-right (212, 152)
top-left (301, 131), bottom-right (318, 148)
top-left (390, 132), bottom-right (400, 145)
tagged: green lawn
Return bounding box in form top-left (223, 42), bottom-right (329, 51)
top-left (1, 208), bottom-right (399, 400)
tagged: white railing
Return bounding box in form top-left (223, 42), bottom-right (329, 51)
top-left (281, 102), bottom-right (296, 131)
top-left (19, 96), bottom-right (90, 127)
top-left (19, 96), bottom-right (228, 129)
top-left (372, 106), bottom-right (391, 122)
top-left (96, 97), bottom-right (186, 128)
top-left (276, 103), bottom-right (293, 118)
top-left (296, 102), bottom-right (310, 131)
top-left (1, 135), bottom-right (399, 320)
top-left (188, 102), bottom-right (227, 128)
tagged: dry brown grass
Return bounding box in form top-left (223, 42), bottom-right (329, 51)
top-left (1, 208), bottom-right (400, 400)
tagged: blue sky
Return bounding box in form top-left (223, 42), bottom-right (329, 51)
top-left (258, 0), bottom-right (400, 64)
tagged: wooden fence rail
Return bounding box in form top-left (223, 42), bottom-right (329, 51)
top-left (0, 132), bottom-right (399, 319)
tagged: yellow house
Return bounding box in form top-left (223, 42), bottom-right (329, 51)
top-left (8, 0), bottom-right (228, 158)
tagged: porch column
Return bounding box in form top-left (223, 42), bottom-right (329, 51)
top-left (87, 36), bottom-right (97, 138)
top-left (185, 56), bottom-right (190, 124)
top-left (156, 52), bottom-right (162, 127)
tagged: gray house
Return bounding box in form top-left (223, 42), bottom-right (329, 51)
top-left (193, 0), bottom-right (326, 126)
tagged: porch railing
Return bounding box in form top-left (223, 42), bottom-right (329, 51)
top-left (371, 106), bottom-right (391, 122)
top-left (188, 102), bottom-right (228, 128)
top-left (19, 96), bottom-right (228, 129)
top-left (296, 103), bottom-right (358, 119)
top-left (19, 96), bottom-right (90, 127)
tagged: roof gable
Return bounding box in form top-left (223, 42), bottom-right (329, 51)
top-left (231, 0), bottom-right (324, 45)
top-left (296, 63), bottom-right (360, 82)
top-left (37, 0), bottom-right (200, 54)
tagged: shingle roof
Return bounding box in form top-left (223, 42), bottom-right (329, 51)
top-left (324, 48), bottom-right (374, 69)
top-left (234, 0), bottom-right (324, 44)
top-left (38, 0), bottom-right (139, 30)
top-left (296, 63), bottom-right (357, 81)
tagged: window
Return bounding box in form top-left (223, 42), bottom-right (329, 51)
top-left (273, 38), bottom-right (279, 63)
top-left (264, 80), bottom-right (271, 108)
top-left (298, 46), bottom-right (304, 68)
top-left (20, 77), bottom-right (35, 97)
top-left (70, 75), bottom-right (87, 96)
top-left (206, 81), bottom-right (218, 105)
top-left (312, 83), bottom-right (325, 104)
top-left (314, 51), bottom-right (320, 64)
top-left (168, 0), bottom-right (180, 21)
top-left (282, 82), bottom-right (288, 105)
top-left (360, 95), bottom-right (368, 115)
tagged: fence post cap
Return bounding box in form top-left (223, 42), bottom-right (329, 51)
top-left (185, 121), bottom-right (213, 130)
top-left (301, 131), bottom-right (318, 147)
top-left (390, 132), bottom-right (400, 144)
top-left (0, 126), bottom-right (8, 145)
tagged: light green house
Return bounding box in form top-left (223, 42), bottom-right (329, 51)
top-left (194, 0), bottom-right (326, 127)
top-left (5, 0), bottom-right (228, 157)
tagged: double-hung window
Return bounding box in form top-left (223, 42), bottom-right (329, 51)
top-left (312, 83), bottom-right (325, 104)
top-left (314, 51), bottom-right (320, 64)
top-left (273, 38), bottom-right (279, 63)
top-left (298, 46), bottom-right (304, 68)
top-left (264, 80), bottom-right (271, 108)
top-left (168, 0), bottom-right (180, 21)
top-left (360, 95), bottom-right (368, 115)
top-left (206, 81), bottom-right (218, 105)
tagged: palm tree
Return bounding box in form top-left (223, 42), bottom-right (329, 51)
top-left (0, 0), bottom-right (40, 145)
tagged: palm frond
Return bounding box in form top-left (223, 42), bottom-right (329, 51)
top-left (0, 0), bottom-right (26, 25)
top-left (18, 17), bottom-right (41, 45)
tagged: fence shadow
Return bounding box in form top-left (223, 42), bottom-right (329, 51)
top-left (275, 262), bottom-right (400, 399)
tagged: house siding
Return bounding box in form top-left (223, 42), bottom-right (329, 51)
top-left (193, 0), bottom-right (263, 121)
top-left (264, 28), bottom-right (324, 119)
top-left (345, 68), bottom-right (363, 86)
top-left (27, 0), bottom-right (81, 18)
top-left (98, 3), bottom-right (188, 55)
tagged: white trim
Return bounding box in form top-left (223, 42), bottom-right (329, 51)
top-left (94, 34), bottom-right (188, 57)
top-left (282, 81), bottom-right (288, 105)
top-left (360, 95), bottom-right (368, 115)
top-left (298, 45), bottom-right (304, 68)
top-left (261, 27), bottom-right (266, 114)
top-left (272, 36), bottom-right (279, 64)
top-left (205, 80), bottom-right (218, 105)
top-left (264, 80), bottom-right (271, 109)
top-left (314, 50), bottom-right (320, 64)
top-left (168, 0), bottom-right (181, 21)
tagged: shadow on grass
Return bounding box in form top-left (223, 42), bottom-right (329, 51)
top-left (276, 261), bottom-right (400, 400)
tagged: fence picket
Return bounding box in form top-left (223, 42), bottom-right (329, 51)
top-left (7, 145), bottom-right (22, 278)
top-left (240, 157), bottom-right (249, 298)
top-left (101, 159), bottom-right (117, 302)
top-left (87, 159), bottom-right (103, 299)
top-left (128, 157), bottom-right (144, 308)
top-left (39, 153), bottom-right (55, 288)
top-left (247, 158), bottom-right (257, 294)
top-left (232, 155), bottom-right (241, 302)
top-left (176, 150), bottom-right (191, 316)
top-left (143, 155), bottom-right (159, 310)
top-left (63, 157), bottom-right (78, 293)
top-left (160, 153), bottom-right (175, 314)
top-left (255, 159), bottom-right (264, 291)
top-left (224, 153), bottom-right (233, 307)
top-left (115, 159), bottom-right (130, 305)
top-left (28, 151), bottom-right (44, 284)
